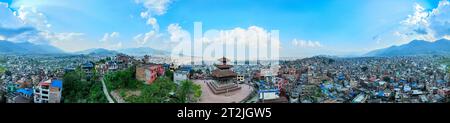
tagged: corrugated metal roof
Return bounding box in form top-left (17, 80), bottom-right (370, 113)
top-left (16, 88), bottom-right (33, 96)
top-left (51, 80), bottom-right (63, 89)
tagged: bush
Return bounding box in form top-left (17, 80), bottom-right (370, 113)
top-left (63, 69), bottom-right (107, 103)
top-left (104, 66), bottom-right (141, 90)
top-left (177, 80), bottom-right (202, 103)
top-left (165, 70), bottom-right (174, 81)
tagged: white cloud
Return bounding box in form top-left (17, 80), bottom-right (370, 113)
top-left (429, 0), bottom-right (450, 39)
top-left (134, 0), bottom-right (174, 50)
top-left (98, 32), bottom-right (124, 50)
top-left (135, 0), bottom-right (172, 32)
top-left (0, 2), bottom-right (25, 28)
top-left (13, 5), bottom-right (51, 30)
top-left (0, 35), bottom-right (5, 40)
top-left (134, 30), bottom-right (160, 45)
top-left (396, 0), bottom-right (450, 41)
top-left (197, 26), bottom-right (278, 48)
top-left (146, 17), bottom-right (159, 30)
top-left (1, 2), bottom-right (88, 49)
top-left (140, 11), bottom-right (149, 18)
top-left (170, 25), bottom-right (281, 61)
top-left (168, 23), bottom-right (190, 42)
top-left (135, 0), bottom-right (172, 16)
top-left (401, 3), bottom-right (429, 26)
top-left (43, 32), bottom-right (84, 42)
top-left (291, 39), bottom-right (323, 48)
top-left (100, 32), bottom-right (120, 42)
top-left (44, 32), bottom-right (89, 52)
top-left (444, 35), bottom-right (450, 40)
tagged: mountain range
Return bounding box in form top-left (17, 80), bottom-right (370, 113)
top-left (74, 47), bottom-right (171, 56)
top-left (117, 47), bottom-right (171, 56)
top-left (74, 48), bottom-right (119, 56)
top-left (2, 39), bottom-right (450, 57)
top-left (365, 39), bottom-right (450, 56)
top-left (0, 40), bottom-right (171, 56)
top-left (0, 40), bottom-right (65, 55)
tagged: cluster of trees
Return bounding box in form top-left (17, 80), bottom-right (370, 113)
top-left (165, 69), bottom-right (174, 81)
top-left (0, 66), bottom-right (5, 74)
top-left (103, 66), bottom-right (202, 103)
top-left (126, 77), bottom-right (201, 103)
top-left (177, 80), bottom-right (202, 103)
top-left (103, 66), bottom-right (141, 90)
top-left (62, 68), bottom-right (107, 103)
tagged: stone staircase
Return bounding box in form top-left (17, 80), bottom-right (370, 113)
top-left (207, 81), bottom-right (241, 94)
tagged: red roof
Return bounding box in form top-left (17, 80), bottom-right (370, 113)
top-left (39, 82), bottom-right (50, 86)
top-left (215, 64), bottom-right (232, 69)
top-left (212, 69), bottom-right (237, 78)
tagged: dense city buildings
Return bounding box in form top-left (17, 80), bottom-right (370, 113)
top-left (1, 53), bottom-right (449, 103)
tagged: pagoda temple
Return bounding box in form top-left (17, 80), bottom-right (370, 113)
top-left (207, 57), bottom-right (241, 94)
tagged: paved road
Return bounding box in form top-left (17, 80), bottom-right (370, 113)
top-left (101, 78), bottom-right (115, 103)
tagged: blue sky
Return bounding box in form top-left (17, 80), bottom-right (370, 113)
top-left (0, 0), bottom-right (448, 57)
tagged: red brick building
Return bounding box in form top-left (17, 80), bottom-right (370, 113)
top-left (136, 64), bottom-right (165, 85)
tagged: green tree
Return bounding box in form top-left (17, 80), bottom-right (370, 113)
top-left (63, 68), bottom-right (107, 103)
top-left (165, 69), bottom-right (174, 81)
top-left (103, 66), bottom-right (140, 90)
top-left (62, 71), bottom-right (81, 102)
top-left (177, 80), bottom-right (202, 103)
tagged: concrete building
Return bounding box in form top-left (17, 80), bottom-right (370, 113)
top-left (49, 80), bottom-right (63, 103)
top-left (34, 79), bottom-right (63, 103)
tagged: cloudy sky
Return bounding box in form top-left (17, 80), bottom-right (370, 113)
top-left (0, 0), bottom-right (449, 57)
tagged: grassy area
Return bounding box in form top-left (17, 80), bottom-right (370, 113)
top-left (103, 66), bottom-right (201, 103)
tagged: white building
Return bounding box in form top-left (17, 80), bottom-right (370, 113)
top-left (34, 79), bottom-right (63, 103)
top-left (174, 71), bottom-right (189, 85)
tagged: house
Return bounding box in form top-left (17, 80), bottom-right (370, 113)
top-left (174, 70), bottom-right (189, 85)
top-left (116, 53), bottom-right (131, 69)
top-left (82, 61), bottom-right (95, 80)
top-left (7, 93), bottom-right (32, 103)
top-left (136, 64), bottom-right (165, 85)
top-left (34, 80), bottom-right (50, 103)
top-left (16, 88), bottom-right (33, 99)
top-left (49, 80), bottom-right (63, 103)
top-left (7, 88), bottom-right (33, 103)
top-left (107, 61), bottom-right (119, 71)
top-left (82, 61), bottom-right (95, 71)
top-left (34, 79), bottom-right (63, 103)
